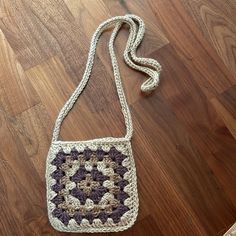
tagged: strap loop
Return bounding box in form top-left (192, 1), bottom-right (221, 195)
top-left (52, 14), bottom-right (161, 142)
top-left (141, 72), bottom-right (160, 92)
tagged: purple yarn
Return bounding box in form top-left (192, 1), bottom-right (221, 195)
top-left (116, 204), bottom-right (129, 214)
top-left (71, 167), bottom-right (87, 182)
top-left (90, 169), bottom-right (109, 183)
top-left (57, 150), bottom-right (66, 159)
top-left (115, 191), bottom-right (129, 203)
top-left (90, 169), bottom-right (99, 180)
top-left (96, 186), bottom-right (108, 194)
top-left (51, 195), bottom-right (64, 205)
top-left (114, 153), bottom-right (127, 164)
top-left (51, 183), bottom-right (64, 193)
top-left (70, 147), bottom-right (79, 160)
top-left (96, 147), bottom-right (105, 161)
top-left (89, 192), bottom-right (101, 204)
top-left (51, 157), bottom-right (64, 167)
top-left (110, 211), bottom-right (121, 223)
top-left (115, 166), bottom-right (128, 176)
top-left (50, 146), bottom-right (131, 225)
top-left (71, 188), bottom-right (87, 205)
top-left (51, 169), bottom-right (64, 180)
top-left (52, 208), bottom-right (70, 225)
top-left (89, 186), bottom-right (108, 203)
top-left (96, 173), bottom-right (109, 184)
top-left (98, 211), bottom-right (108, 224)
top-left (110, 205), bottom-right (129, 223)
top-left (116, 179), bottom-right (129, 189)
top-left (52, 208), bottom-right (63, 217)
top-left (109, 147), bottom-right (128, 165)
top-left (51, 150), bottom-right (66, 167)
top-left (74, 211), bottom-right (83, 224)
top-left (84, 212), bottom-right (94, 224)
top-left (83, 147), bottom-right (93, 160)
top-left (109, 146), bottom-right (121, 160)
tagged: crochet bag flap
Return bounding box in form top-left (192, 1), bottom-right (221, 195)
top-left (46, 14), bottom-right (161, 233)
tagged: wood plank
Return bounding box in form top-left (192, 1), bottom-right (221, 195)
top-left (25, 56), bottom-right (126, 141)
top-left (0, 0), bottom-right (236, 235)
top-left (0, 0), bottom-right (58, 69)
top-left (180, 0), bottom-right (236, 77)
top-left (103, 0), bottom-right (169, 53)
top-left (0, 30), bottom-right (40, 116)
top-left (8, 103), bottom-right (52, 179)
top-left (156, 44), bottom-right (236, 209)
top-left (211, 86), bottom-right (236, 140)
top-left (0, 111), bottom-right (48, 236)
top-left (65, 0), bottom-right (169, 105)
top-left (148, 0), bottom-right (235, 98)
top-left (132, 127), bottom-right (208, 235)
top-left (102, 0), bottom-right (169, 104)
top-left (131, 91), bottom-right (236, 235)
top-left (0, 0), bottom-right (87, 83)
top-left (124, 215), bottom-right (164, 236)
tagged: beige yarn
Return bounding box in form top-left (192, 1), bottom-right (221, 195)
top-left (46, 14), bottom-right (161, 233)
top-left (51, 14), bottom-right (161, 142)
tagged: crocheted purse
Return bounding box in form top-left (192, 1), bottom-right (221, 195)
top-left (46, 14), bottom-right (161, 233)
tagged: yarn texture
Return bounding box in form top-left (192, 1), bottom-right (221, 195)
top-left (46, 14), bottom-right (161, 233)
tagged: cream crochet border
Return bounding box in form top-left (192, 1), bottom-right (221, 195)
top-left (45, 137), bottom-right (139, 233)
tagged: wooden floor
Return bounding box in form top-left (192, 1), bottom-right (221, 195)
top-left (0, 0), bottom-right (236, 235)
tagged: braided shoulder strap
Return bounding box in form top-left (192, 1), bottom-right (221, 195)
top-left (52, 14), bottom-right (161, 142)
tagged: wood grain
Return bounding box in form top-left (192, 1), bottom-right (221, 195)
top-left (211, 85), bottom-right (236, 139)
top-left (0, 0), bottom-right (236, 235)
top-left (180, 0), bottom-right (236, 78)
top-left (0, 30), bottom-right (40, 116)
top-left (0, 0), bottom-right (87, 82)
top-left (131, 91), bottom-right (235, 235)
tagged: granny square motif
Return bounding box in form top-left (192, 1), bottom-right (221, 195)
top-left (46, 139), bottom-right (138, 233)
top-left (45, 14), bottom-right (161, 233)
